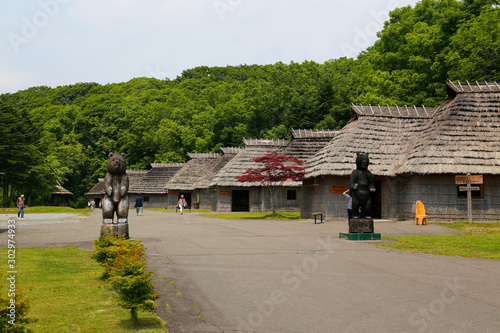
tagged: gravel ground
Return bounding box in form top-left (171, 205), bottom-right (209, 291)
top-left (0, 213), bottom-right (83, 226)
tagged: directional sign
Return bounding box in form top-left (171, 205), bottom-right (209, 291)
top-left (455, 175), bottom-right (483, 185)
top-left (459, 186), bottom-right (480, 192)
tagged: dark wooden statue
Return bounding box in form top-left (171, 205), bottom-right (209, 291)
top-left (101, 152), bottom-right (129, 237)
top-left (349, 153), bottom-right (376, 218)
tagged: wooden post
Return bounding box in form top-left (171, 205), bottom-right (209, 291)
top-left (457, 174), bottom-right (482, 223)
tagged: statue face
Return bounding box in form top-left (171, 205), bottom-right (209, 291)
top-left (356, 153), bottom-right (369, 170)
top-left (107, 153), bottom-right (127, 175)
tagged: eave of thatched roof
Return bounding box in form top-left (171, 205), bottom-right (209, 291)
top-left (129, 163), bottom-right (184, 194)
top-left (52, 181), bottom-right (73, 195)
top-left (306, 82), bottom-right (500, 178)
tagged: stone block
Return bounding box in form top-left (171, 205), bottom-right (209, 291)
top-left (349, 218), bottom-right (374, 233)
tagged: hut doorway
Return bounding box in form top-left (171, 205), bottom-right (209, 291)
top-left (232, 190), bottom-right (249, 212)
top-left (371, 180), bottom-right (382, 218)
top-left (179, 193), bottom-right (192, 207)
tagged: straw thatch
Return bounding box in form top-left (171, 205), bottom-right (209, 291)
top-left (306, 81), bottom-right (500, 178)
top-left (52, 181), bottom-right (73, 195)
top-left (86, 170), bottom-right (147, 197)
top-left (165, 153), bottom-right (224, 191)
top-left (282, 129), bottom-right (337, 162)
top-left (211, 139), bottom-right (291, 187)
top-left (86, 178), bottom-right (104, 197)
top-left (129, 163), bottom-right (184, 194)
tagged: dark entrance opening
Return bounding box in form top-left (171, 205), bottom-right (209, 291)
top-left (371, 180), bottom-right (382, 218)
top-left (178, 193), bottom-right (192, 207)
top-left (232, 190), bottom-right (249, 212)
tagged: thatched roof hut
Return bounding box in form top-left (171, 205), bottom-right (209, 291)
top-left (307, 81), bottom-right (500, 178)
top-left (50, 181), bottom-right (73, 206)
top-left (303, 81), bottom-right (500, 221)
top-left (211, 139), bottom-right (290, 187)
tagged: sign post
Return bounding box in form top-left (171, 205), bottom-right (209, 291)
top-left (455, 174), bottom-right (483, 223)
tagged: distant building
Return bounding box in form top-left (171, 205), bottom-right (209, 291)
top-left (50, 181), bottom-right (73, 206)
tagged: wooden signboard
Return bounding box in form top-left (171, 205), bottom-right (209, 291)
top-left (170, 191), bottom-right (179, 196)
top-left (330, 185), bottom-right (348, 194)
top-left (456, 174), bottom-right (482, 223)
top-left (459, 186), bottom-right (480, 192)
top-left (220, 190), bottom-right (231, 196)
top-left (455, 175), bottom-right (483, 185)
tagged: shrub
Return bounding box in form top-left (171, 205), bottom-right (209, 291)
top-left (90, 231), bottom-right (159, 323)
top-left (0, 275), bottom-right (37, 333)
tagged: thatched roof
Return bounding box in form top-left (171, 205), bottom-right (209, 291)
top-left (52, 181), bottom-right (73, 195)
top-left (282, 129), bottom-right (337, 162)
top-left (306, 81), bottom-right (500, 178)
top-left (166, 153), bottom-right (225, 191)
top-left (86, 178), bottom-right (105, 196)
top-left (129, 163), bottom-right (184, 194)
top-left (86, 170), bottom-right (147, 197)
top-left (211, 138), bottom-right (305, 187)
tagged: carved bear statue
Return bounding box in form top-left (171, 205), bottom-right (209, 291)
top-left (102, 153), bottom-right (129, 225)
top-left (349, 153), bottom-right (376, 218)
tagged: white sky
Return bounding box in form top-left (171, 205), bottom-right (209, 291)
top-left (0, 0), bottom-right (420, 94)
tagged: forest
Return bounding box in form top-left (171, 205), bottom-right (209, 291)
top-left (1, 0), bottom-right (498, 207)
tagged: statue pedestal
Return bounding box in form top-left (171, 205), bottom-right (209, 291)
top-left (340, 217), bottom-right (380, 241)
top-left (101, 220), bottom-right (129, 239)
top-left (349, 218), bottom-right (374, 233)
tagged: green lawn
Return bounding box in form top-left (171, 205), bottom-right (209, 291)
top-left (379, 222), bottom-right (500, 259)
top-left (0, 247), bottom-right (167, 332)
top-left (0, 206), bottom-right (90, 215)
top-left (200, 211), bottom-right (305, 220)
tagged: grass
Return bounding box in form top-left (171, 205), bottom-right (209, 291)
top-left (432, 221), bottom-right (500, 234)
top-left (200, 211), bottom-right (305, 220)
top-left (379, 222), bottom-right (500, 259)
top-left (0, 206), bottom-right (90, 215)
top-left (0, 247), bottom-right (167, 332)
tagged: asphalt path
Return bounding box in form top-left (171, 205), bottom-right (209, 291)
top-left (1, 210), bottom-right (499, 333)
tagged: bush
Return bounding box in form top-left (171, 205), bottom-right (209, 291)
top-left (90, 231), bottom-right (159, 323)
top-left (0, 274), bottom-right (37, 333)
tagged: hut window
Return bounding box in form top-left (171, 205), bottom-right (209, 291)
top-left (143, 196), bottom-right (150, 202)
top-left (456, 185), bottom-right (483, 198)
top-left (287, 190), bottom-right (297, 201)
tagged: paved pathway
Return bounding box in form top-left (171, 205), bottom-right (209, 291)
top-left (2, 210), bottom-right (499, 333)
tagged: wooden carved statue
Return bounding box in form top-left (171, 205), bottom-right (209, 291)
top-left (349, 153), bottom-right (376, 218)
top-left (102, 153), bottom-right (129, 237)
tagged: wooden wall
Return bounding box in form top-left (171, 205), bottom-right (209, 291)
top-left (303, 175), bottom-right (500, 221)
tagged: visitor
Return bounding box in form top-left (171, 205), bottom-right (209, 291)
top-left (178, 195), bottom-right (187, 215)
top-left (17, 194), bottom-right (26, 218)
top-left (135, 194), bottom-right (143, 216)
top-left (343, 189), bottom-right (353, 228)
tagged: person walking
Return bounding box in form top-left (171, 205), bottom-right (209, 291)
top-left (135, 194), bottom-right (143, 216)
top-left (17, 194), bottom-right (26, 218)
top-left (343, 189), bottom-right (353, 229)
top-left (178, 195), bottom-right (187, 215)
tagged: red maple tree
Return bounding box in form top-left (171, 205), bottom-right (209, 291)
top-left (236, 151), bottom-right (305, 215)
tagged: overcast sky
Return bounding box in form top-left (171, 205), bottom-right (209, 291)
top-left (1, 0), bottom-right (420, 94)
